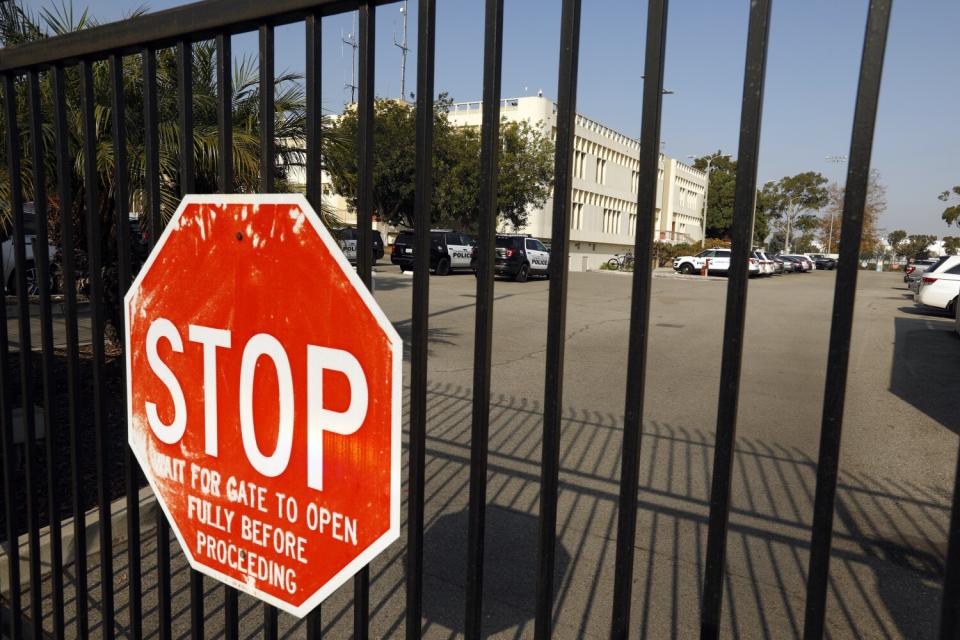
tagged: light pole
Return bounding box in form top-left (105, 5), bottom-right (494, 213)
top-left (689, 153), bottom-right (728, 248)
top-left (825, 155), bottom-right (847, 255)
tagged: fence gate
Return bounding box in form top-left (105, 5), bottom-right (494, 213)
top-left (2, 0), bottom-right (957, 638)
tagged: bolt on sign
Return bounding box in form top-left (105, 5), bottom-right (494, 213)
top-left (125, 194), bottom-right (402, 616)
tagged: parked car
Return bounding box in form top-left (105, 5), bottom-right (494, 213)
top-left (807, 254), bottom-right (837, 270)
top-left (778, 256), bottom-right (804, 273)
top-left (471, 234), bottom-right (550, 282)
top-left (391, 229), bottom-right (475, 275)
top-left (332, 226), bottom-right (385, 264)
top-left (753, 251), bottom-right (775, 276)
top-left (1, 203), bottom-right (58, 295)
top-left (914, 256), bottom-right (960, 314)
top-left (903, 258), bottom-right (937, 284)
top-left (780, 254), bottom-right (814, 272)
top-left (908, 256), bottom-right (949, 293)
top-left (673, 248), bottom-right (760, 276)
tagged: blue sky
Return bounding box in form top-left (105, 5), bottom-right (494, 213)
top-left (18, 0), bottom-right (960, 235)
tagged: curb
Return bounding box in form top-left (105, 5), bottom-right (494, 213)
top-left (0, 487), bottom-right (158, 594)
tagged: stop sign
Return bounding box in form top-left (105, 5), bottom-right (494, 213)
top-left (125, 194), bottom-right (401, 616)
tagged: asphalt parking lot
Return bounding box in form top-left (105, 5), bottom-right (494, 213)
top-left (14, 265), bottom-right (960, 639)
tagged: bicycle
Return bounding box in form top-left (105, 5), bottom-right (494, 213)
top-left (606, 253), bottom-right (634, 271)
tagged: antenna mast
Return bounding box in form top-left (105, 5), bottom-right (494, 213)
top-left (342, 13), bottom-right (358, 103)
top-left (394, 1), bottom-right (409, 100)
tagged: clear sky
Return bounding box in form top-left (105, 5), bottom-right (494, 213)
top-left (17, 0), bottom-right (960, 235)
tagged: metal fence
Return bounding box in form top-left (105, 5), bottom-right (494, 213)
top-left (3, 0), bottom-right (956, 639)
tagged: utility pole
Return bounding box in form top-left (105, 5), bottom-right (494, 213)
top-left (342, 14), bottom-right (358, 104)
top-left (825, 155), bottom-right (848, 255)
top-left (394, 1), bottom-right (409, 100)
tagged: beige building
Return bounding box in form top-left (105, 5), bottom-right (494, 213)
top-left (299, 95), bottom-right (707, 270)
top-left (448, 95), bottom-right (707, 270)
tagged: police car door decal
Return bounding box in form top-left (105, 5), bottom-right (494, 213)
top-left (448, 235), bottom-right (473, 268)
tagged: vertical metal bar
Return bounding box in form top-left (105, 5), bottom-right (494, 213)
top-left (405, 1), bottom-right (436, 638)
top-left (216, 33), bottom-right (240, 640)
top-left (217, 33), bottom-right (234, 194)
top-left (259, 24), bottom-right (275, 193)
top-left (533, 0), bottom-right (581, 637)
top-left (940, 445), bottom-right (960, 639)
top-left (5, 70), bottom-right (45, 640)
top-left (110, 52), bottom-right (141, 640)
top-left (304, 19), bottom-right (323, 640)
top-left (176, 38), bottom-right (205, 640)
top-left (698, 2), bottom-right (773, 637)
top-left (803, 2), bottom-right (892, 638)
top-left (0, 74), bottom-right (24, 640)
top-left (257, 23), bottom-right (280, 638)
top-left (143, 48), bottom-right (161, 246)
top-left (54, 63), bottom-right (88, 640)
top-left (609, 0), bottom-right (667, 636)
top-left (354, 5), bottom-right (375, 636)
top-left (81, 59), bottom-right (115, 640)
top-left (463, 0), bottom-right (503, 637)
top-left (29, 67), bottom-right (67, 640)
top-left (143, 46), bottom-right (171, 640)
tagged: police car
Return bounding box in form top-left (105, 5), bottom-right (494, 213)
top-left (391, 229), bottom-right (476, 275)
top-left (332, 226), bottom-right (385, 264)
top-left (471, 234), bottom-right (550, 282)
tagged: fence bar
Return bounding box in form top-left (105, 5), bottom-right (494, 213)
top-left (142, 45), bottom-right (172, 640)
top-left (698, 2), bottom-right (772, 637)
top-left (353, 5), bottom-right (375, 635)
top-left (216, 32), bottom-right (240, 639)
top-left (0, 75), bottom-right (24, 640)
top-left (109, 52), bottom-right (141, 640)
top-left (80, 59), bottom-right (116, 640)
top-left (259, 24), bottom-right (275, 194)
top-left (533, 0), bottom-right (582, 637)
top-left (53, 63), bottom-right (88, 640)
top-left (28, 67), bottom-right (67, 640)
top-left (217, 34), bottom-right (234, 194)
top-left (609, 0), bottom-right (667, 636)
top-left (305, 15), bottom-right (323, 636)
top-left (0, 0), bottom-right (374, 74)
top-left (405, 0), bottom-right (436, 637)
top-left (463, 0), bottom-right (503, 636)
top-left (5, 70), bottom-right (45, 640)
top-left (802, 2), bottom-right (892, 638)
top-left (175, 38), bottom-right (207, 639)
top-left (941, 445), bottom-right (960, 638)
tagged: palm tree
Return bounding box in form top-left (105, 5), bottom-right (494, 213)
top-left (1, 1), bottom-right (347, 341)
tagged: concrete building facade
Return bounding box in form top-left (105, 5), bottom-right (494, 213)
top-left (448, 96), bottom-right (707, 270)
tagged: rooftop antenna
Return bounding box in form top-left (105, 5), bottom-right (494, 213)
top-left (394, 1), bottom-right (409, 100)
top-left (341, 14), bottom-right (358, 104)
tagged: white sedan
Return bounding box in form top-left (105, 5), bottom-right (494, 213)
top-left (915, 256), bottom-right (960, 315)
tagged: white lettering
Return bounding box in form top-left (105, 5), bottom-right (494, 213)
top-left (145, 318), bottom-right (186, 443)
top-left (188, 324), bottom-right (231, 456)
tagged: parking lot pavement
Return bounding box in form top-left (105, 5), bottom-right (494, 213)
top-left (16, 267), bottom-right (958, 638)
top-left (360, 266), bottom-right (956, 638)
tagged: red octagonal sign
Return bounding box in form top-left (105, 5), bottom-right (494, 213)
top-left (125, 194), bottom-right (401, 616)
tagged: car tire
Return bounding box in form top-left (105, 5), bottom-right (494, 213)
top-left (436, 257), bottom-right (451, 276)
top-left (678, 263), bottom-right (694, 275)
top-left (515, 263), bottom-right (529, 283)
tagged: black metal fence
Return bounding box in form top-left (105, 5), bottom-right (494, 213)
top-left (3, 0), bottom-right (955, 638)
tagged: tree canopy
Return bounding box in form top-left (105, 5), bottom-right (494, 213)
top-left (940, 185), bottom-right (960, 227)
top-left (690, 151), bottom-right (770, 244)
top-left (324, 96), bottom-right (554, 231)
top-left (943, 237), bottom-right (960, 256)
top-left (761, 171), bottom-right (829, 253)
top-left (886, 229), bottom-right (906, 257)
top-left (901, 234), bottom-right (937, 260)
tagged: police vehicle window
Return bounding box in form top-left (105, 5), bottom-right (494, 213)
top-left (495, 236), bottom-right (516, 248)
top-left (697, 250), bottom-right (713, 258)
top-left (457, 234), bottom-right (472, 245)
top-left (715, 249), bottom-right (731, 257)
top-left (525, 238), bottom-right (537, 250)
top-left (533, 240), bottom-right (548, 252)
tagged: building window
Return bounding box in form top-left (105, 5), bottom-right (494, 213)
top-left (570, 202), bottom-right (583, 230)
top-left (602, 208), bottom-right (621, 234)
top-left (596, 158), bottom-right (606, 184)
top-left (573, 150), bottom-right (586, 179)
top-left (631, 170), bottom-right (639, 193)
top-left (628, 212), bottom-right (637, 237)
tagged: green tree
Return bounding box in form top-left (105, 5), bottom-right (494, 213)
top-left (901, 234), bottom-right (937, 260)
top-left (691, 151), bottom-right (769, 244)
top-left (325, 96), bottom-right (554, 231)
top-left (761, 171), bottom-right (829, 253)
top-left (887, 229), bottom-right (907, 257)
top-left (940, 185), bottom-right (960, 227)
top-left (943, 236), bottom-right (960, 256)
